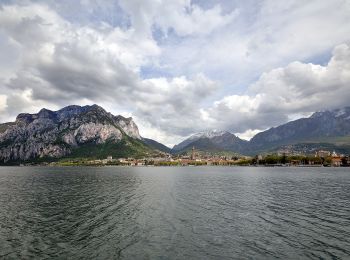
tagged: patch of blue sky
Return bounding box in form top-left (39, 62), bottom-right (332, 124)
top-left (140, 66), bottom-right (174, 80)
top-left (0, 0), bottom-right (13, 6)
top-left (25, 0), bottom-right (129, 29)
top-left (303, 49), bottom-right (333, 66)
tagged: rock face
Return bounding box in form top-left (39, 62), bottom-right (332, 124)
top-left (0, 105), bottom-right (142, 163)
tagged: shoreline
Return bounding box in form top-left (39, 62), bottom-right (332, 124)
top-left (1, 164), bottom-right (348, 168)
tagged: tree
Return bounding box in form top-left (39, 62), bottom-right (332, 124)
top-left (281, 153), bottom-right (287, 164)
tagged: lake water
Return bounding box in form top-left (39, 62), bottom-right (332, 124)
top-left (0, 166), bottom-right (349, 259)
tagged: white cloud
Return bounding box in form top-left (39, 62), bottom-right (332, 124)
top-left (0, 95), bottom-right (7, 113)
top-left (155, 3), bottom-right (238, 36)
top-left (249, 43), bottom-right (350, 112)
top-left (158, 0), bottom-right (350, 86)
top-left (235, 129), bottom-right (263, 141)
top-left (0, 3), bottom-right (159, 112)
top-left (134, 74), bottom-right (219, 137)
top-left (118, 0), bottom-right (238, 37)
top-left (134, 119), bottom-right (184, 147)
top-left (202, 43), bottom-right (350, 134)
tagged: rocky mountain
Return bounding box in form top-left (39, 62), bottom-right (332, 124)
top-left (2, 105), bottom-right (350, 164)
top-left (0, 105), bottom-right (159, 164)
top-left (248, 107), bottom-right (350, 154)
top-left (172, 130), bottom-right (248, 155)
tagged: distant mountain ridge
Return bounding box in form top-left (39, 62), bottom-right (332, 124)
top-left (1, 105), bottom-right (350, 164)
top-left (172, 107), bottom-right (350, 155)
top-left (248, 107), bottom-right (350, 154)
top-left (172, 130), bottom-right (248, 155)
top-left (142, 138), bottom-right (171, 153)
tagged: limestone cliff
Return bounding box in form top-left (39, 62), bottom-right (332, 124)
top-left (0, 104), bottom-right (148, 163)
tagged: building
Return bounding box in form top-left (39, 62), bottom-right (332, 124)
top-left (191, 146), bottom-right (195, 160)
top-left (315, 150), bottom-right (331, 158)
top-left (332, 157), bottom-right (342, 167)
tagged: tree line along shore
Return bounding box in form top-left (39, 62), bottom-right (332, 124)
top-left (24, 152), bottom-right (350, 167)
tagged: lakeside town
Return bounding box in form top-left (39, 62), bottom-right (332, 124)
top-left (46, 147), bottom-right (350, 167)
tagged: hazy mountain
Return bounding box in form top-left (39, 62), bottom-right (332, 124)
top-left (0, 105), bottom-right (158, 164)
top-left (172, 130), bottom-right (248, 155)
top-left (248, 107), bottom-right (350, 154)
top-left (142, 138), bottom-right (171, 153)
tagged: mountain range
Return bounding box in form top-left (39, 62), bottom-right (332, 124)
top-left (1, 105), bottom-right (350, 164)
top-left (172, 130), bottom-right (248, 155)
top-left (171, 107), bottom-right (350, 156)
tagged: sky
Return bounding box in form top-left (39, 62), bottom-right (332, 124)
top-left (0, 0), bottom-right (350, 147)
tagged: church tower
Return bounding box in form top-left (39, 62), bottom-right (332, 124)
top-left (191, 146), bottom-right (195, 160)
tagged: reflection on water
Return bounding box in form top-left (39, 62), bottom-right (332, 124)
top-left (0, 166), bottom-right (349, 259)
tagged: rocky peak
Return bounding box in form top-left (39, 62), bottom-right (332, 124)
top-left (0, 104), bottom-right (142, 163)
top-left (38, 108), bottom-right (57, 120)
top-left (87, 104), bottom-right (107, 114)
top-left (172, 130), bottom-right (247, 153)
top-left (114, 115), bottom-right (141, 139)
top-left (310, 110), bottom-right (334, 119)
top-left (57, 105), bottom-right (89, 119)
top-left (16, 113), bottom-right (35, 125)
top-left (310, 107), bottom-right (350, 119)
top-left (189, 130), bottom-right (230, 140)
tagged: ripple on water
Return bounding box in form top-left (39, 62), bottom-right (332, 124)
top-left (0, 166), bottom-right (349, 259)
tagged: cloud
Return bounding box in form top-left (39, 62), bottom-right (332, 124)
top-left (135, 41), bottom-right (350, 142)
top-left (158, 0), bottom-right (350, 85)
top-left (0, 3), bottom-right (158, 114)
top-left (1, 1), bottom-right (350, 146)
top-left (0, 2), bottom-right (219, 137)
top-left (250, 43), bottom-right (350, 112)
top-left (202, 43), bottom-right (350, 138)
top-left (235, 129), bottom-right (262, 141)
top-left (135, 74), bottom-right (218, 135)
top-left (118, 0), bottom-right (238, 37)
top-left (0, 95), bottom-right (7, 113)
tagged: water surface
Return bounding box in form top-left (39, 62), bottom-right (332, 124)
top-left (0, 166), bottom-right (349, 259)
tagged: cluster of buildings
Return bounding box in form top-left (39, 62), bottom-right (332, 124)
top-left (82, 153), bottom-right (249, 166)
top-left (76, 146), bottom-right (248, 166)
top-left (275, 149), bottom-right (350, 167)
top-left (55, 147), bottom-right (350, 167)
top-left (316, 150), bottom-right (350, 167)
